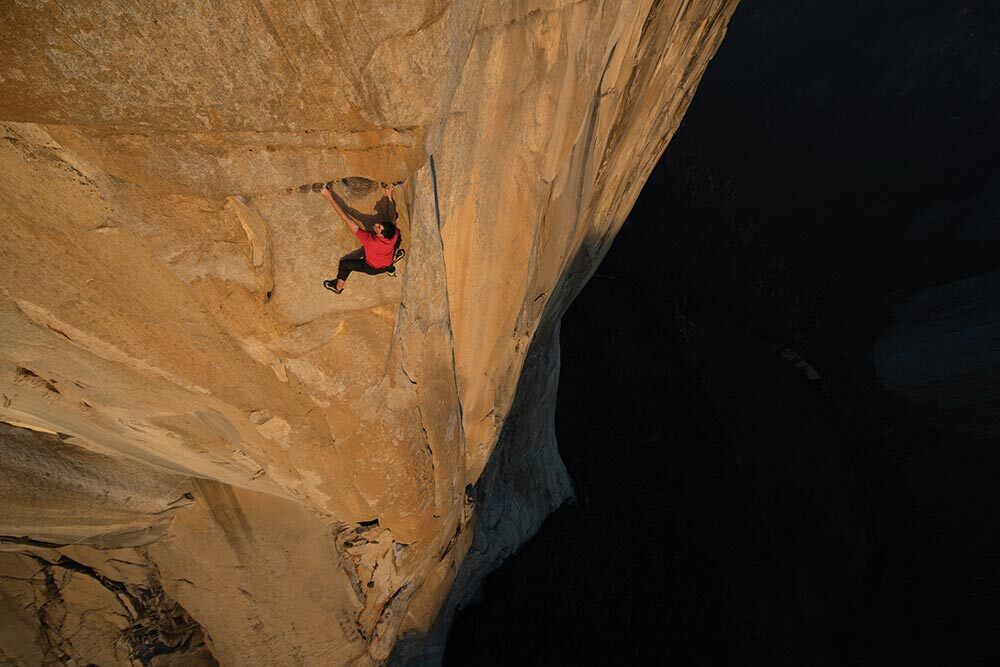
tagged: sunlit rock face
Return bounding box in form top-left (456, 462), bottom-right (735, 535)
top-left (0, 1), bottom-right (737, 664)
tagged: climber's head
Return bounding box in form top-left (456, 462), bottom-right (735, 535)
top-left (373, 221), bottom-right (397, 239)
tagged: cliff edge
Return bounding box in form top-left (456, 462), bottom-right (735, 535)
top-left (0, 2), bottom-right (737, 664)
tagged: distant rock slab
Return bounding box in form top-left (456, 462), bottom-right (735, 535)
top-left (873, 268), bottom-right (1000, 439)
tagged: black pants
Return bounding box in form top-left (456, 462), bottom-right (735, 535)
top-left (336, 247), bottom-right (388, 282)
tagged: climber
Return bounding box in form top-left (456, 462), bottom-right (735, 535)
top-left (321, 182), bottom-right (404, 294)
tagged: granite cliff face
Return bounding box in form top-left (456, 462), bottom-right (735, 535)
top-left (0, 2), bottom-right (737, 664)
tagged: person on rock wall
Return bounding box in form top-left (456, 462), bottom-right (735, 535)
top-left (322, 181), bottom-right (404, 294)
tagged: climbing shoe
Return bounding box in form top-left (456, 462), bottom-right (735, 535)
top-left (386, 266), bottom-right (396, 278)
top-left (393, 248), bottom-right (406, 264)
top-left (323, 279), bottom-right (343, 294)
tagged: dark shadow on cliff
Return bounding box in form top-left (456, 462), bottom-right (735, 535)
top-left (445, 0), bottom-right (1000, 664)
top-left (444, 274), bottom-right (882, 665)
top-left (326, 177), bottom-right (399, 228)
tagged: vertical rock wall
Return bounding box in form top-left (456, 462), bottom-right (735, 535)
top-left (0, 1), bottom-right (737, 664)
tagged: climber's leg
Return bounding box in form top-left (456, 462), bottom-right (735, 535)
top-left (336, 248), bottom-right (365, 283)
top-left (326, 247), bottom-right (391, 292)
top-left (323, 247), bottom-right (365, 292)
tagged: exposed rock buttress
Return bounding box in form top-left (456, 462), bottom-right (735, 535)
top-left (0, 1), bottom-right (737, 664)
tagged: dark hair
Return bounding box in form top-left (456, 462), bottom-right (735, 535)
top-left (379, 221), bottom-right (397, 239)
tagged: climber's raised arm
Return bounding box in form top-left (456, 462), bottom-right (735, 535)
top-left (321, 184), bottom-right (361, 234)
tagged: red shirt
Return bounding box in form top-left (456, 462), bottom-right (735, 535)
top-left (356, 228), bottom-right (398, 269)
